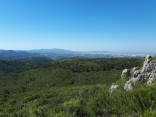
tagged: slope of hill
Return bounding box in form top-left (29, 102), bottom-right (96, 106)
top-left (0, 57), bottom-right (53, 72)
top-left (0, 50), bottom-right (41, 60)
top-left (0, 57), bottom-right (146, 116)
top-left (25, 48), bottom-right (76, 54)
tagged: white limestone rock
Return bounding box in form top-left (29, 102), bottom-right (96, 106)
top-left (124, 82), bottom-right (133, 90)
top-left (123, 55), bottom-right (156, 90)
top-left (121, 69), bottom-right (131, 77)
top-left (147, 78), bottom-right (155, 86)
top-left (133, 70), bottom-right (141, 77)
top-left (131, 67), bottom-right (140, 73)
top-left (110, 85), bottom-right (119, 93)
top-left (142, 55), bottom-right (152, 73)
top-left (111, 55), bottom-right (156, 92)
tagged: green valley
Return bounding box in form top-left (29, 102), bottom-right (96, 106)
top-left (1, 57), bottom-right (156, 116)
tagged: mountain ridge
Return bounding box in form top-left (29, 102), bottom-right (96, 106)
top-left (0, 49), bottom-right (148, 60)
top-left (18, 48), bottom-right (112, 54)
top-left (0, 50), bottom-right (41, 60)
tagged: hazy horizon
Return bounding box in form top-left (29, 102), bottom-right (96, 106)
top-left (0, 0), bottom-right (156, 53)
top-left (0, 48), bottom-right (156, 55)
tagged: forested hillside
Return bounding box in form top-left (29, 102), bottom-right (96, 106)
top-left (0, 50), bottom-right (41, 60)
top-left (2, 57), bottom-right (155, 117)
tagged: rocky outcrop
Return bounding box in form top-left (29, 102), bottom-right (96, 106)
top-left (121, 67), bottom-right (140, 78)
top-left (142, 55), bottom-right (152, 73)
top-left (110, 55), bottom-right (156, 92)
top-left (123, 55), bottom-right (156, 90)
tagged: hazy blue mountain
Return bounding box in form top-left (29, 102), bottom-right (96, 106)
top-left (23, 49), bottom-right (113, 54)
top-left (22, 49), bottom-right (115, 59)
top-left (0, 50), bottom-right (41, 60)
top-left (25, 48), bottom-right (77, 54)
top-left (0, 49), bottom-right (147, 60)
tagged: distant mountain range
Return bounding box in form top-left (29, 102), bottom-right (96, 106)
top-left (0, 49), bottom-right (147, 60)
top-left (24, 49), bottom-right (78, 54)
top-left (0, 50), bottom-right (41, 60)
top-left (23, 49), bottom-right (112, 54)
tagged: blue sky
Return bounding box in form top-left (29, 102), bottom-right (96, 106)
top-left (0, 0), bottom-right (156, 53)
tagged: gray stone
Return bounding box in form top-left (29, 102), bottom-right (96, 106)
top-left (124, 82), bottom-right (133, 90)
top-left (110, 85), bottom-right (119, 93)
top-left (130, 77), bottom-right (139, 85)
top-left (133, 70), bottom-right (141, 77)
top-left (112, 55), bottom-right (156, 92)
top-left (142, 55), bottom-right (152, 73)
top-left (147, 78), bottom-right (155, 86)
top-left (121, 69), bottom-right (131, 77)
top-left (137, 74), bottom-right (143, 81)
top-left (123, 55), bottom-right (156, 90)
top-left (131, 67), bottom-right (140, 73)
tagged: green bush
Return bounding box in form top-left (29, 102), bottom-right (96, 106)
top-left (152, 55), bottom-right (156, 60)
top-left (63, 98), bottom-right (87, 117)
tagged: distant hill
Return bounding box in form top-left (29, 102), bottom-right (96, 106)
top-left (0, 49), bottom-right (113, 60)
top-left (0, 57), bottom-right (53, 72)
top-left (0, 49), bottom-right (147, 60)
top-left (25, 48), bottom-right (77, 54)
top-left (0, 57), bottom-right (147, 117)
top-left (0, 50), bottom-right (41, 60)
top-left (24, 49), bottom-right (112, 54)
top-left (21, 49), bottom-right (114, 60)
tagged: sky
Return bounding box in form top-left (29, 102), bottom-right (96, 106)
top-left (0, 0), bottom-right (156, 53)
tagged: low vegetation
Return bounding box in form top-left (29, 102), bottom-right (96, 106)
top-left (152, 55), bottom-right (156, 60)
top-left (2, 57), bottom-right (156, 116)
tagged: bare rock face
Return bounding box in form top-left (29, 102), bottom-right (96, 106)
top-left (133, 70), bottom-right (141, 78)
top-left (131, 67), bottom-right (140, 73)
top-left (142, 55), bottom-right (152, 73)
top-left (123, 55), bottom-right (156, 90)
top-left (121, 67), bottom-right (140, 78)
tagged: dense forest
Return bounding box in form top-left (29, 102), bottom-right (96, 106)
top-left (1, 57), bottom-right (156, 116)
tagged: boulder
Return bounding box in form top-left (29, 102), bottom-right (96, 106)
top-left (110, 85), bottom-right (119, 93)
top-left (131, 67), bottom-right (140, 73)
top-left (130, 77), bottom-right (139, 84)
top-left (121, 69), bottom-right (131, 77)
top-left (142, 55), bottom-right (152, 73)
top-left (133, 70), bottom-right (141, 77)
top-left (124, 82), bottom-right (133, 90)
top-left (124, 77), bottom-right (140, 91)
top-left (147, 78), bottom-right (154, 86)
top-left (137, 74), bottom-right (143, 81)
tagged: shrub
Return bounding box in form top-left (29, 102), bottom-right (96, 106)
top-left (63, 98), bottom-right (87, 117)
top-left (152, 55), bottom-right (156, 60)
